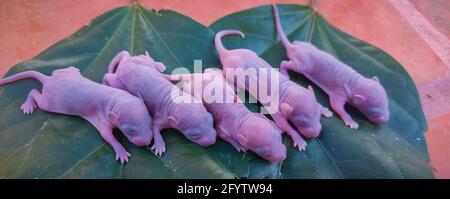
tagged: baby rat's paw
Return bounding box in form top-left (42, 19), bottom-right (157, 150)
top-left (344, 120), bottom-right (359, 129)
top-left (114, 147), bottom-right (131, 164)
top-left (151, 141), bottom-right (166, 156)
top-left (321, 108), bottom-right (333, 118)
top-left (20, 101), bottom-right (37, 114)
top-left (285, 129), bottom-right (307, 151)
top-left (292, 136), bottom-right (307, 151)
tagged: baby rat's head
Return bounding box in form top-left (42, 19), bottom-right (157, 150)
top-left (237, 116), bottom-right (286, 162)
top-left (280, 86), bottom-right (322, 138)
top-left (350, 76), bottom-right (389, 124)
top-left (169, 103), bottom-right (217, 146)
top-left (108, 97), bottom-right (152, 147)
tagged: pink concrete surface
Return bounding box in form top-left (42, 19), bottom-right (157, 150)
top-left (0, 0), bottom-right (449, 178)
top-left (410, 0), bottom-right (450, 41)
top-left (315, 0), bottom-right (448, 84)
top-left (426, 113), bottom-right (450, 178)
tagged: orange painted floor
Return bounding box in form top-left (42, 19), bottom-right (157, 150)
top-left (0, 0), bottom-right (449, 178)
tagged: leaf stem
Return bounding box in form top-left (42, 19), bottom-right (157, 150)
top-left (310, 0), bottom-right (318, 12)
top-left (131, 0), bottom-right (139, 9)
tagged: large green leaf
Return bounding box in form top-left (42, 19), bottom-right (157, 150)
top-left (0, 4), bottom-right (433, 178)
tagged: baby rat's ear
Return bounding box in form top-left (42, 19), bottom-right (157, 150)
top-left (236, 134), bottom-right (249, 148)
top-left (107, 111), bottom-right (119, 125)
top-left (352, 94), bottom-right (366, 105)
top-left (371, 76), bottom-right (379, 83)
top-left (168, 116), bottom-right (179, 128)
top-left (280, 103), bottom-right (293, 117)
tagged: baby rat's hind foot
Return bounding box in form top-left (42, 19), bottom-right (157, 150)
top-left (151, 130), bottom-right (166, 156)
top-left (20, 101), bottom-right (36, 115)
top-left (20, 89), bottom-right (41, 114)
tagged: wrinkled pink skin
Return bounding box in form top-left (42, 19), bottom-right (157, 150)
top-left (215, 30), bottom-right (333, 151)
top-left (273, 5), bottom-right (389, 129)
top-left (164, 68), bottom-right (286, 162)
top-left (103, 51), bottom-right (216, 156)
top-left (0, 67), bottom-right (153, 164)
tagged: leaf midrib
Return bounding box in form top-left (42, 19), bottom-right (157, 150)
top-left (81, 7), bottom-right (132, 76)
top-left (59, 143), bottom-right (107, 178)
top-left (137, 6), bottom-right (183, 67)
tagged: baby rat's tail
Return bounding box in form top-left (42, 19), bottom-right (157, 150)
top-left (108, 51), bottom-right (130, 73)
top-left (215, 30), bottom-right (245, 55)
top-left (0, 71), bottom-right (48, 87)
top-left (272, 4), bottom-right (292, 49)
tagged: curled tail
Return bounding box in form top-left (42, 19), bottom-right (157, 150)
top-left (272, 4), bottom-right (292, 49)
top-left (0, 71), bottom-right (48, 87)
top-left (108, 51), bottom-right (130, 73)
top-left (214, 30), bottom-right (245, 55)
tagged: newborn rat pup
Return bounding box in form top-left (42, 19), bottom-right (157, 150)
top-left (273, 5), bottom-right (389, 129)
top-left (103, 51), bottom-right (216, 156)
top-left (0, 67), bottom-right (153, 164)
top-left (215, 30), bottom-right (332, 150)
top-left (164, 68), bottom-right (286, 162)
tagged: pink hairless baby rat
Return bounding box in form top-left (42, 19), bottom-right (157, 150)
top-left (163, 68), bottom-right (286, 162)
top-left (215, 30), bottom-right (332, 150)
top-left (0, 67), bottom-right (153, 164)
top-left (272, 5), bottom-right (389, 129)
top-left (103, 51), bottom-right (216, 156)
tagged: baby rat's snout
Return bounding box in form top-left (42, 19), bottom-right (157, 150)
top-left (196, 135), bottom-right (216, 147)
top-left (267, 146), bottom-right (287, 162)
top-left (365, 107), bottom-right (390, 124)
top-left (131, 136), bottom-right (151, 147)
top-left (267, 152), bottom-right (286, 162)
top-left (300, 123), bottom-right (321, 138)
top-left (184, 126), bottom-right (216, 147)
top-left (371, 115), bottom-right (389, 124)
